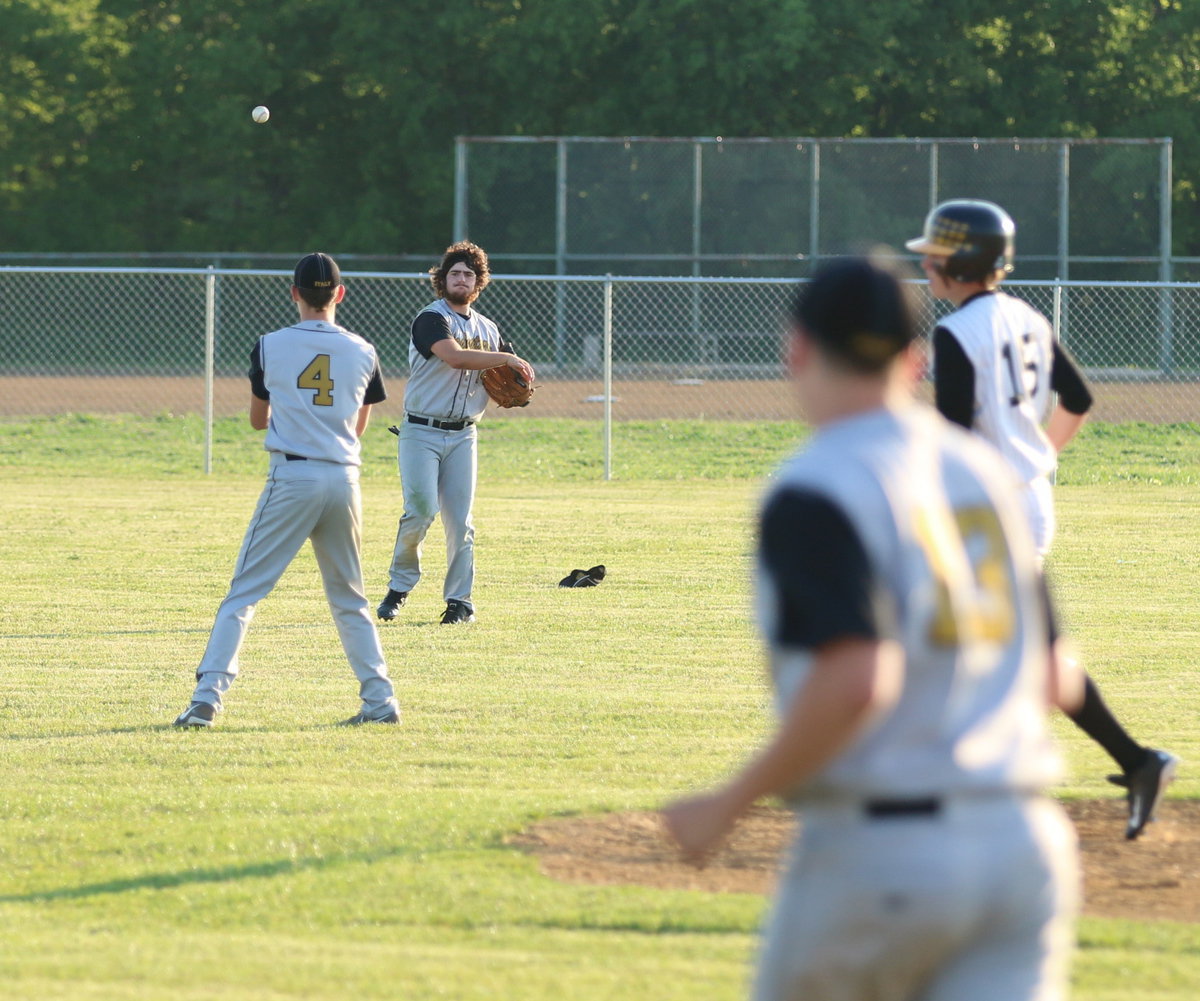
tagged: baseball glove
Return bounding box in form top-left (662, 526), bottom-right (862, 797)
top-left (481, 340), bottom-right (534, 408)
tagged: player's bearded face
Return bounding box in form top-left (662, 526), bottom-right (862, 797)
top-left (445, 265), bottom-right (479, 305)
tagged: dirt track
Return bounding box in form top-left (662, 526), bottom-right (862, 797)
top-left (511, 798), bottom-right (1200, 923)
top-left (3, 375), bottom-right (1199, 422)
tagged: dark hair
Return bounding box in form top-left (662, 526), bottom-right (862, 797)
top-left (430, 241), bottom-right (491, 300)
top-left (297, 286), bottom-right (337, 309)
top-left (791, 255), bottom-right (919, 374)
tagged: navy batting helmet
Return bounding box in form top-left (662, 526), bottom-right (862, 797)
top-left (905, 199), bottom-right (1015, 282)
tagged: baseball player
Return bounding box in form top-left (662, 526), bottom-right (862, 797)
top-left (173, 252), bottom-right (400, 728)
top-left (663, 256), bottom-right (1083, 1001)
top-left (376, 241), bottom-right (534, 625)
top-left (907, 199), bottom-right (1178, 838)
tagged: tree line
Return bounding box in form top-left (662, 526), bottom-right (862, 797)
top-left (4, 0), bottom-right (1200, 262)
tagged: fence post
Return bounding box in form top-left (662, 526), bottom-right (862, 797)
top-left (928, 140), bottom-right (939, 206)
top-left (1159, 139), bottom-right (1174, 374)
top-left (554, 138), bottom-right (569, 365)
top-left (603, 276), bottom-right (613, 482)
top-left (692, 142), bottom-right (711, 364)
top-left (808, 142), bottom-right (821, 272)
top-left (204, 267), bottom-right (217, 474)
top-left (1056, 145), bottom-right (1071, 347)
top-left (453, 138), bottom-right (468, 242)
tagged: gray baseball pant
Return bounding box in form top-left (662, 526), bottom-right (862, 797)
top-left (192, 454), bottom-right (396, 714)
top-left (753, 794), bottom-right (1079, 1001)
top-left (387, 420), bottom-right (477, 607)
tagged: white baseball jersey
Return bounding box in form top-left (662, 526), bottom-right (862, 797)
top-left (403, 298), bottom-right (502, 422)
top-left (935, 291), bottom-right (1057, 483)
top-left (758, 403), bottom-right (1060, 802)
top-left (251, 319), bottom-right (385, 465)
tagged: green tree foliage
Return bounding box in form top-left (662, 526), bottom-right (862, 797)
top-left (0, 0), bottom-right (129, 243)
top-left (2, 0), bottom-right (1199, 257)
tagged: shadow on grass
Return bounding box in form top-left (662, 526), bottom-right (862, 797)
top-left (0, 846), bottom-right (415, 905)
top-left (0, 623), bottom-right (324, 641)
top-left (1, 718), bottom-right (384, 741)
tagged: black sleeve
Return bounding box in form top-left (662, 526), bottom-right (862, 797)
top-left (1049, 341), bottom-right (1093, 415)
top-left (411, 311), bottom-right (451, 360)
top-left (248, 340), bottom-right (268, 400)
top-left (1038, 573), bottom-right (1059, 647)
top-left (364, 358), bottom-right (387, 405)
top-left (932, 326), bottom-right (974, 429)
top-left (759, 488), bottom-right (893, 650)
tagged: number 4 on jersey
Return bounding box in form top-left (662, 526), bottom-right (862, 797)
top-left (298, 354), bottom-right (335, 406)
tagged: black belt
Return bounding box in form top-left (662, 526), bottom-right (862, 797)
top-left (407, 414), bottom-right (472, 432)
top-left (864, 797), bottom-right (941, 819)
top-left (284, 453), bottom-right (307, 462)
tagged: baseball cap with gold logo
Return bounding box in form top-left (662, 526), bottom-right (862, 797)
top-left (293, 252), bottom-right (341, 290)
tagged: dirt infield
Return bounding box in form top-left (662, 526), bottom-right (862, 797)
top-left (3, 374), bottom-right (1199, 422)
top-left (510, 798), bottom-right (1200, 923)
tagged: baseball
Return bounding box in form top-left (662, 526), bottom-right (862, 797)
top-left (251, 105), bottom-right (270, 124)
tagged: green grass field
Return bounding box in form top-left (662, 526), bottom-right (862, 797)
top-left (1, 416), bottom-right (1196, 1000)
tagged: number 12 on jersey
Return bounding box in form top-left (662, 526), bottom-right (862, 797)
top-left (298, 354), bottom-right (335, 406)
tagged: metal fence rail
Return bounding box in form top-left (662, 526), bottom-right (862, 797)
top-left (2, 267), bottom-right (1197, 474)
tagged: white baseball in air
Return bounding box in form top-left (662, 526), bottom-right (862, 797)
top-left (251, 106), bottom-right (270, 124)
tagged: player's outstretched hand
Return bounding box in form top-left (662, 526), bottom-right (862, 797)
top-left (506, 354), bottom-right (535, 385)
top-left (661, 790), bottom-right (739, 867)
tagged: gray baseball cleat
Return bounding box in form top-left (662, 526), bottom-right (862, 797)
top-left (376, 589), bottom-right (408, 621)
top-left (173, 701), bottom-right (216, 728)
top-left (341, 704), bottom-right (401, 726)
top-left (1108, 749), bottom-right (1179, 839)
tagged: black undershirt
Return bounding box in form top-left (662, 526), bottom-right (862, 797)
top-left (933, 327), bottom-right (1094, 429)
top-left (759, 486), bottom-right (1059, 651)
top-left (411, 310), bottom-right (454, 360)
top-left (758, 488), bottom-right (890, 650)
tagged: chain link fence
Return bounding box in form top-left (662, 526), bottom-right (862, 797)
top-left (455, 137), bottom-right (1172, 281)
top-left (2, 266), bottom-right (1197, 473)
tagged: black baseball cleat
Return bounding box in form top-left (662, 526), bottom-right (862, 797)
top-left (341, 704), bottom-right (401, 726)
top-left (173, 701), bottom-right (216, 728)
top-left (440, 600), bottom-right (475, 625)
top-left (376, 589), bottom-right (408, 621)
top-left (1107, 749), bottom-right (1179, 839)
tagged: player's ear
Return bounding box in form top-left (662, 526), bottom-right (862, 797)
top-left (333, 284), bottom-right (346, 304)
top-left (785, 324), bottom-right (812, 378)
top-left (290, 285), bottom-right (302, 303)
top-left (900, 340), bottom-right (927, 385)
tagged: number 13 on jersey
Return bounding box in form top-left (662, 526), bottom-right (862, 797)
top-left (298, 354), bottom-right (335, 406)
top-left (915, 503), bottom-right (1016, 646)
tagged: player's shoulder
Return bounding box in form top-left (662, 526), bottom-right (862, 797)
top-left (413, 301), bottom-right (452, 328)
top-left (993, 287), bottom-right (1049, 318)
top-left (771, 409), bottom-right (902, 502)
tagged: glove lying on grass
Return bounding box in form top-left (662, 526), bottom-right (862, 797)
top-left (559, 565), bottom-right (606, 588)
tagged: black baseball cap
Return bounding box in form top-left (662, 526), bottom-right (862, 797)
top-left (293, 252), bottom-right (341, 290)
top-left (791, 256), bottom-right (918, 372)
